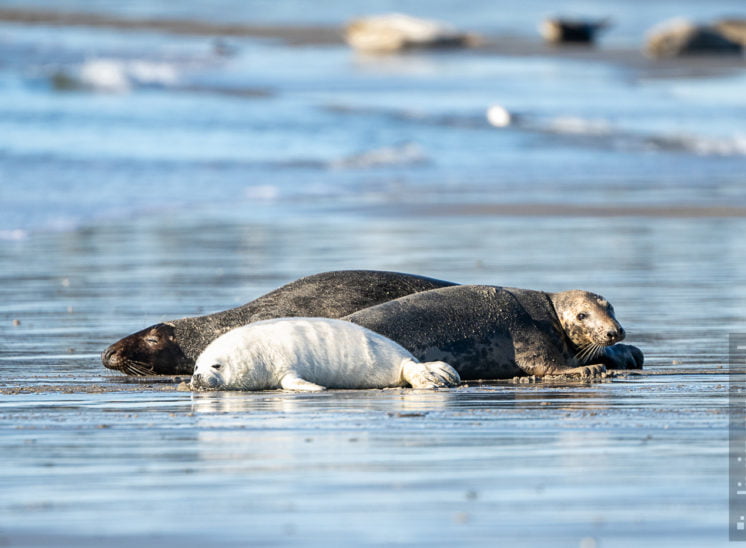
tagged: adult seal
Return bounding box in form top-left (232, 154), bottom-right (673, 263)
top-left (191, 318), bottom-right (460, 391)
top-left (344, 285), bottom-right (643, 379)
top-left (102, 270), bottom-right (456, 376)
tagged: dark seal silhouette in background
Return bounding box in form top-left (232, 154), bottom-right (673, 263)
top-left (101, 270), bottom-right (456, 376)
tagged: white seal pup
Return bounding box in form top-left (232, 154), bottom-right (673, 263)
top-left (191, 318), bottom-right (460, 391)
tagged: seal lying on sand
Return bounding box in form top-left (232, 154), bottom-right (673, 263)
top-left (191, 318), bottom-right (460, 391)
top-left (344, 285), bottom-right (643, 379)
top-left (539, 18), bottom-right (611, 45)
top-left (645, 18), bottom-right (742, 58)
top-left (102, 270), bottom-right (456, 376)
top-left (344, 13), bottom-right (478, 53)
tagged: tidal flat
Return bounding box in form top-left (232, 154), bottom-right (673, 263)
top-left (1, 0), bottom-right (746, 545)
top-left (0, 213), bottom-right (740, 547)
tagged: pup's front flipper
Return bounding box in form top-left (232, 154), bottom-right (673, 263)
top-left (402, 358), bottom-right (461, 389)
top-left (280, 372), bottom-right (326, 392)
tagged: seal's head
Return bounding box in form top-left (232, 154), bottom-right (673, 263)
top-left (191, 362), bottom-right (226, 391)
top-left (550, 290), bottom-right (625, 362)
top-left (101, 323), bottom-right (194, 376)
top-left (190, 328), bottom-right (250, 390)
top-left (191, 340), bottom-right (241, 390)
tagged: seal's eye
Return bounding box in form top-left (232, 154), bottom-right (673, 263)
top-left (145, 337), bottom-right (159, 344)
top-left (211, 364), bottom-right (221, 370)
top-left (576, 313), bottom-right (587, 321)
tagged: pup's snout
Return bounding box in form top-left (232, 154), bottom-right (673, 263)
top-left (192, 373), bottom-right (218, 389)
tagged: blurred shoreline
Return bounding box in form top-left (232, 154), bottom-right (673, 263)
top-left (2, 6), bottom-right (744, 79)
top-left (0, 7), bottom-right (342, 45)
top-left (345, 202), bottom-right (746, 219)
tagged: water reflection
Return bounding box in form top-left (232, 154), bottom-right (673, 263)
top-left (188, 379), bottom-right (654, 419)
top-left (190, 387), bottom-right (459, 414)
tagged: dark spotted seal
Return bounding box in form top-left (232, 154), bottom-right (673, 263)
top-left (101, 270), bottom-right (456, 376)
top-left (539, 18), bottom-right (611, 45)
top-left (344, 285), bottom-right (643, 379)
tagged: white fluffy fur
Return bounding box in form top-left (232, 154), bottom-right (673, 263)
top-left (192, 317), bottom-right (460, 391)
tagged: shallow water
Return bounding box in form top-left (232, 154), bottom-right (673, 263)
top-left (0, 375), bottom-right (730, 547)
top-left (1, 1), bottom-right (746, 546)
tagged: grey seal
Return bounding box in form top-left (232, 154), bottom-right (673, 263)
top-left (645, 18), bottom-right (742, 58)
top-left (101, 270), bottom-right (456, 376)
top-left (539, 18), bottom-right (611, 45)
top-left (344, 14), bottom-right (479, 53)
top-left (344, 285), bottom-right (643, 379)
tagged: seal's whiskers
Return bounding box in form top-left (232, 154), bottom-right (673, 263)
top-left (124, 361), bottom-right (153, 376)
top-left (574, 344), bottom-right (589, 363)
top-left (575, 343), bottom-right (604, 364)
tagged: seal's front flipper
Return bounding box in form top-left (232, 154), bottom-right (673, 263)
top-left (546, 363), bottom-right (606, 379)
top-left (280, 372), bottom-right (326, 392)
top-left (402, 358), bottom-right (461, 389)
top-left (602, 344), bottom-right (644, 370)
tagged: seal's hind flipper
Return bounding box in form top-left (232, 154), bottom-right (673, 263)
top-left (280, 372), bottom-right (326, 392)
top-left (402, 358), bottom-right (460, 389)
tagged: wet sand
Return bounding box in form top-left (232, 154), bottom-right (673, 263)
top-left (1, 370), bottom-right (660, 395)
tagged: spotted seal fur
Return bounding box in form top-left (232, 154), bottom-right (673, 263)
top-left (344, 285), bottom-right (643, 379)
top-left (102, 270), bottom-right (456, 376)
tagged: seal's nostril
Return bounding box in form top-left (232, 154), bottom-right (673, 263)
top-left (606, 330), bottom-right (618, 340)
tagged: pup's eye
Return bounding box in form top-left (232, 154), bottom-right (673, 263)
top-left (211, 364), bottom-right (221, 370)
top-left (576, 313), bottom-right (587, 321)
top-left (145, 337), bottom-right (159, 344)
